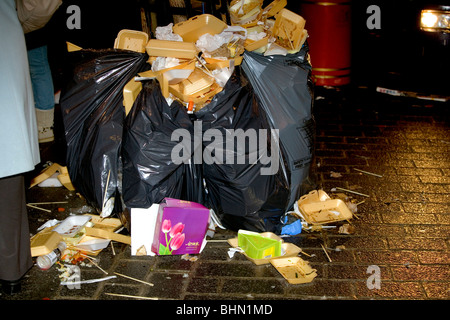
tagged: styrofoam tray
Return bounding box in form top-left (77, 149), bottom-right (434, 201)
top-left (173, 14), bottom-right (227, 43)
top-left (270, 257), bottom-right (317, 284)
top-left (53, 215), bottom-right (92, 238)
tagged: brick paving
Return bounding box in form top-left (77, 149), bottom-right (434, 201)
top-left (1, 86), bottom-right (449, 304)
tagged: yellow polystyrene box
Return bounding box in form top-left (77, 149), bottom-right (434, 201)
top-left (66, 41), bottom-right (82, 52)
top-left (30, 231), bottom-right (62, 257)
top-left (114, 29), bottom-right (149, 53)
top-left (245, 36), bottom-right (269, 52)
top-left (178, 68), bottom-right (215, 96)
top-left (123, 78), bottom-right (143, 116)
top-left (300, 199), bottom-right (353, 225)
top-left (173, 14), bottom-right (227, 43)
top-left (170, 82), bottom-right (222, 105)
top-left (263, 0), bottom-right (287, 17)
top-left (272, 8), bottom-right (306, 52)
top-left (270, 257), bottom-right (317, 284)
top-left (146, 39), bottom-right (198, 59)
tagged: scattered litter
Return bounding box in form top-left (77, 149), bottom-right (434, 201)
top-left (227, 247), bottom-right (243, 259)
top-left (114, 272), bottom-right (154, 286)
top-left (238, 230), bottom-right (282, 260)
top-left (85, 256), bottom-right (108, 274)
top-left (353, 168), bottom-right (383, 178)
top-left (270, 257), bottom-right (317, 284)
top-left (60, 275), bottom-right (116, 287)
top-left (320, 244), bottom-right (332, 263)
top-left (330, 171), bottom-right (343, 178)
top-left (53, 215), bottom-right (92, 238)
top-left (181, 254), bottom-right (199, 262)
top-left (57, 264), bottom-right (80, 283)
top-left (26, 204), bottom-right (51, 213)
top-left (376, 87), bottom-right (449, 102)
top-left (30, 230), bottom-right (62, 257)
top-left (104, 293), bottom-right (158, 300)
top-left (339, 224), bottom-right (355, 235)
top-left (110, 241), bottom-right (116, 256)
top-left (346, 202), bottom-right (358, 214)
top-left (29, 201), bottom-right (69, 205)
top-left (294, 190), bottom-right (353, 225)
top-left (29, 162), bottom-right (75, 191)
top-left (36, 219), bottom-right (60, 232)
top-left (331, 187), bottom-right (370, 198)
top-left (335, 245), bottom-right (346, 251)
top-left (228, 231), bottom-right (301, 265)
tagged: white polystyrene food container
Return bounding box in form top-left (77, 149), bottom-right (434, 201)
top-left (53, 215), bottom-right (92, 238)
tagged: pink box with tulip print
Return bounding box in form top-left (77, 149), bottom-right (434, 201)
top-left (151, 198), bottom-right (210, 255)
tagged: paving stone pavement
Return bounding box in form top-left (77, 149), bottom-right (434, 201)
top-left (1, 86), bottom-right (449, 306)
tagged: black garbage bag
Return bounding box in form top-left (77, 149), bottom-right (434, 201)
top-left (195, 70), bottom-right (291, 232)
top-left (60, 49), bottom-right (148, 217)
top-left (122, 80), bottom-right (204, 208)
top-left (241, 44), bottom-right (316, 222)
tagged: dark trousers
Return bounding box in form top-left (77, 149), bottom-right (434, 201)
top-left (0, 174), bottom-right (33, 281)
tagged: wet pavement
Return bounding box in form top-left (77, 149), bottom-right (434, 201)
top-left (1, 85), bottom-right (449, 305)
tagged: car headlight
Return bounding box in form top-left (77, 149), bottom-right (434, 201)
top-left (420, 10), bottom-right (450, 32)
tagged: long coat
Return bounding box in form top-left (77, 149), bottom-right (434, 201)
top-left (0, 0), bottom-right (40, 179)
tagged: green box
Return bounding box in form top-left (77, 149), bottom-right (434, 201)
top-left (238, 230), bottom-right (282, 259)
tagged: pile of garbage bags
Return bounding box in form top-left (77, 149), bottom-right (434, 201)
top-left (60, 7), bottom-right (315, 234)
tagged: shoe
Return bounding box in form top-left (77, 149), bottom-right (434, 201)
top-left (1, 279), bottom-right (21, 295)
top-left (36, 108), bottom-right (55, 143)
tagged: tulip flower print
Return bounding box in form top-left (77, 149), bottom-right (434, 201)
top-left (162, 219), bottom-right (171, 233)
top-left (170, 233), bottom-right (185, 251)
top-left (170, 222), bottom-right (185, 238)
top-left (158, 219), bottom-right (186, 255)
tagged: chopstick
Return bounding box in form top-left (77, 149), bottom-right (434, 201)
top-left (320, 243), bottom-right (332, 263)
top-left (353, 168), bottom-right (383, 178)
top-left (114, 272), bottom-right (154, 287)
top-left (104, 293), bottom-right (158, 300)
top-left (26, 204), bottom-right (51, 212)
top-left (334, 187), bottom-right (370, 198)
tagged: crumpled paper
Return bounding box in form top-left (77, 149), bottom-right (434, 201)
top-left (151, 56), bottom-right (181, 72)
top-left (155, 23), bottom-right (183, 41)
top-left (196, 26), bottom-right (247, 54)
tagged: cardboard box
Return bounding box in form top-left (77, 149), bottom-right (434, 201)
top-left (151, 198), bottom-right (210, 255)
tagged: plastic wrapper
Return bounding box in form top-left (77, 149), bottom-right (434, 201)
top-left (60, 49), bottom-right (148, 218)
top-left (241, 44), bottom-right (316, 218)
top-left (122, 80), bottom-right (204, 208)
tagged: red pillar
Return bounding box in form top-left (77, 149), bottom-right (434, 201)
top-left (300, 0), bottom-right (352, 86)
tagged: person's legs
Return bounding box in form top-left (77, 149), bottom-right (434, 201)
top-left (0, 174), bottom-right (33, 294)
top-left (27, 45), bottom-right (55, 143)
